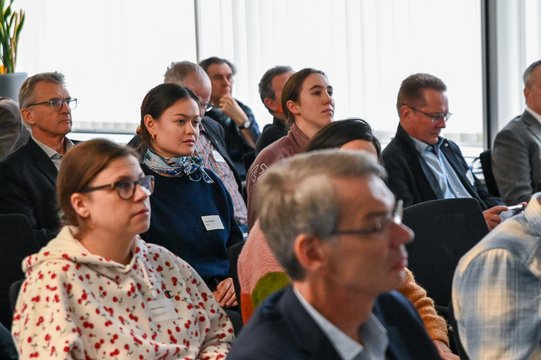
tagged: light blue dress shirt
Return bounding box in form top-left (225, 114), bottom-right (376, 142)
top-left (293, 286), bottom-right (388, 360)
top-left (411, 136), bottom-right (471, 199)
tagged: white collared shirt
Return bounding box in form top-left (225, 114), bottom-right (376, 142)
top-left (526, 106), bottom-right (541, 125)
top-left (293, 286), bottom-right (388, 360)
top-left (32, 136), bottom-right (74, 170)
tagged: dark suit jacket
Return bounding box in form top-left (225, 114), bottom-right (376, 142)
top-left (492, 110), bottom-right (541, 204)
top-left (382, 125), bottom-right (504, 210)
top-left (228, 286), bottom-right (440, 360)
top-left (0, 138), bottom-right (60, 246)
top-left (127, 117), bottom-right (243, 194)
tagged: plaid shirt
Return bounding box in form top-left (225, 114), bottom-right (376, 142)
top-left (195, 127), bottom-right (247, 226)
top-left (453, 193), bottom-right (541, 359)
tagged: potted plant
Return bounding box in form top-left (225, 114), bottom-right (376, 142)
top-left (0, 0), bottom-right (25, 102)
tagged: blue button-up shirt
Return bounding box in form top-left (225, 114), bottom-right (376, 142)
top-left (411, 136), bottom-right (471, 199)
top-left (453, 193), bottom-right (541, 359)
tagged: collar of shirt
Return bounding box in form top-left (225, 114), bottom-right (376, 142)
top-left (526, 107), bottom-right (541, 125)
top-left (292, 286), bottom-right (388, 360)
top-left (410, 135), bottom-right (444, 155)
top-left (32, 135), bottom-right (74, 159)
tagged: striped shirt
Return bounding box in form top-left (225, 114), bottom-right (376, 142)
top-left (195, 126), bottom-right (247, 226)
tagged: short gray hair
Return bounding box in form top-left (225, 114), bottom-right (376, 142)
top-left (19, 72), bottom-right (65, 108)
top-left (256, 149), bottom-right (385, 280)
top-left (523, 60), bottom-right (541, 88)
top-left (163, 61), bottom-right (207, 86)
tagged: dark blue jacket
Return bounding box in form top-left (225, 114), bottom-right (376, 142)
top-left (228, 286), bottom-right (440, 360)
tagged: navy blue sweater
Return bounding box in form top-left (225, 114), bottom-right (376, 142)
top-left (141, 164), bottom-right (243, 286)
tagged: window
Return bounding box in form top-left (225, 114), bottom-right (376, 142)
top-left (17, 0), bottom-right (484, 149)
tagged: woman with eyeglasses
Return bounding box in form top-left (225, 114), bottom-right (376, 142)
top-left (11, 139), bottom-right (233, 359)
top-left (138, 83), bottom-right (243, 310)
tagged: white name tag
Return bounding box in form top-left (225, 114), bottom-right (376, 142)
top-left (201, 215), bottom-right (225, 231)
top-left (148, 297), bottom-right (177, 322)
top-left (212, 150), bottom-right (226, 163)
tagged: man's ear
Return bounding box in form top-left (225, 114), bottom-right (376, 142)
top-left (20, 108), bottom-right (35, 126)
top-left (70, 193), bottom-right (91, 219)
top-left (286, 100), bottom-right (300, 116)
top-left (263, 97), bottom-right (278, 113)
top-left (293, 233), bottom-right (325, 272)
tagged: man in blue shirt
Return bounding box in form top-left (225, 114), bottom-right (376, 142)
top-left (228, 150), bottom-right (441, 359)
top-left (382, 73), bottom-right (507, 230)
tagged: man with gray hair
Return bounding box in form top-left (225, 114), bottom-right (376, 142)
top-left (228, 150), bottom-right (440, 359)
top-left (0, 71), bottom-right (77, 245)
top-left (382, 73), bottom-right (507, 231)
top-left (493, 59), bottom-right (541, 204)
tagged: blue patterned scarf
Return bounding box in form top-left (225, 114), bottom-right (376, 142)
top-left (143, 149), bottom-right (214, 183)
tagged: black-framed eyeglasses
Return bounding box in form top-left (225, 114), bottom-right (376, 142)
top-left (330, 200), bottom-right (403, 237)
top-left (26, 97), bottom-right (77, 111)
top-left (81, 175), bottom-right (155, 200)
top-left (405, 104), bottom-right (451, 122)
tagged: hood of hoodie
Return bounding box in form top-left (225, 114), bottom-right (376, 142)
top-left (23, 226), bottom-right (158, 297)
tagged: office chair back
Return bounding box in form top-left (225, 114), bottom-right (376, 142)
top-left (0, 213), bottom-right (40, 329)
top-left (402, 198), bottom-right (489, 308)
top-left (479, 149), bottom-right (500, 197)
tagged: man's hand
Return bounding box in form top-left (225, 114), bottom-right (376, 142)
top-left (219, 94), bottom-right (248, 127)
top-left (433, 340), bottom-right (459, 360)
top-left (212, 277), bottom-right (238, 308)
top-left (219, 94), bottom-right (256, 148)
top-left (482, 205), bottom-right (508, 231)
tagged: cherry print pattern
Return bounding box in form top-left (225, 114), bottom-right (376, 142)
top-left (12, 226), bottom-right (234, 359)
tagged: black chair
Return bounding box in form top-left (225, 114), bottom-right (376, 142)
top-left (0, 213), bottom-right (40, 329)
top-left (448, 301), bottom-right (470, 360)
top-left (9, 279), bottom-right (23, 315)
top-left (226, 241), bottom-right (245, 334)
top-left (227, 241), bottom-right (245, 309)
top-left (479, 149), bottom-right (500, 197)
top-left (402, 198), bottom-right (489, 308)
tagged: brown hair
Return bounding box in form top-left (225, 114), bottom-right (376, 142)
top-left (281, 68), bottom-right (326, 126)
top-left (57, 139), bottom-right (137, 229)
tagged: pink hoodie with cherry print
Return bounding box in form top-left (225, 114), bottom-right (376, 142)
top-left (11, 226), bottom-right (233, 360)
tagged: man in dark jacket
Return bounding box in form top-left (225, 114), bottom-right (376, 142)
top-left (382, 73), bottom-right (507, 230)
top-left (228, 150), bottom-right (441, 359)
top-left (0, 71), bottom-right (77, 245)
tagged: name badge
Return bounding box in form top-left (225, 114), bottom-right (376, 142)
top-left (212, 150), bottom-right (226, 163)
top-left (201, 215), bottom-right (224, 231)
top-left (148, 297), bottom-right (177, 322)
